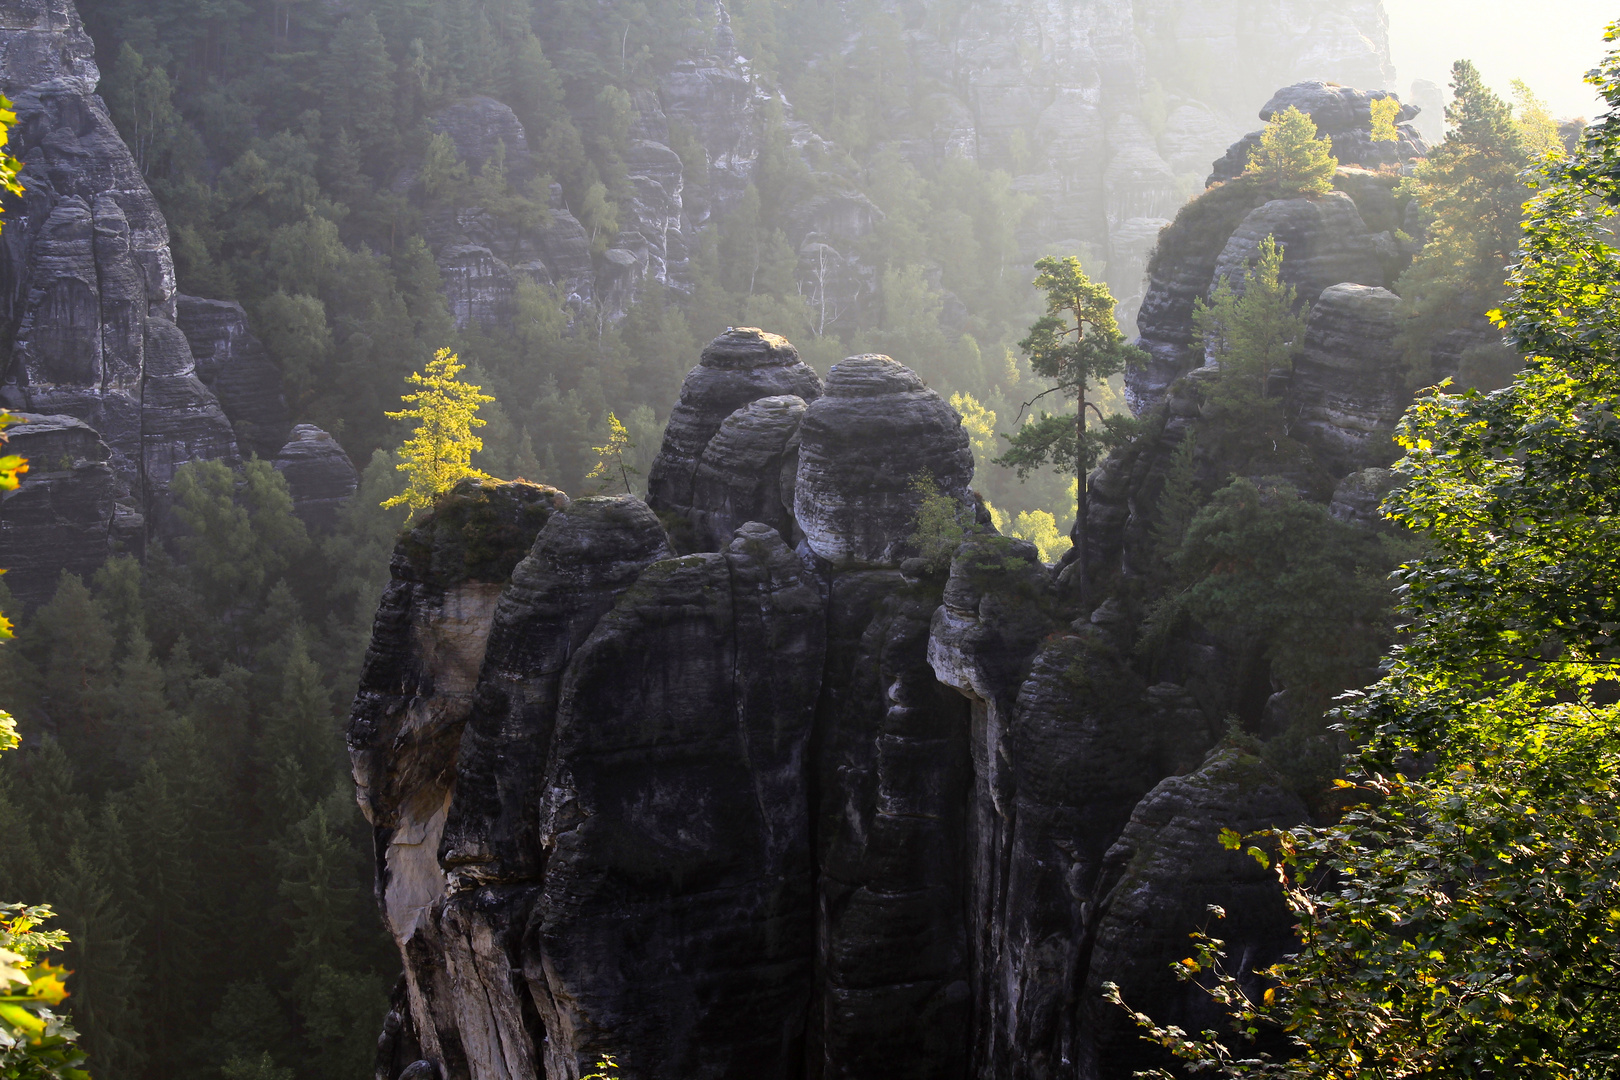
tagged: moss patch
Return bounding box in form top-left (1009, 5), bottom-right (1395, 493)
top-left (398, 478), bottom-right (566, 586)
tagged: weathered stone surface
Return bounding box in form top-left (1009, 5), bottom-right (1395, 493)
top-left (176, 294), bottom-right (291, 459)
top-left (795, 354), bottom-right (973, 566)
top-left (431, 96), bottom-right (531, 171)
top-left (139, 316), bottom-right (239, 507)
top-left (1131, 179), bottom-right (1273, 412)
top-left (1291, 283), bottom-right (1409, 474)
top-left (1209, 82), bottom-right (1427, 185)
top-left (0, 0), bottom-right (238, 532)
top-left (273, 425), bottom-right (358, 533)
top-left (0, 0), bottom-right (93, 89)
top-left (646, 328), bottom-right (823, 532)
top-left (0, 412), bottom-right (116, 606)
top-left (354, 324), bottom-right (1354, 1080)
top-left (1082, 749), bottom-right (1308, 1078)
top-left (687, 394), bottom-right (806, 550)
top-left (1211, 193), bottom-right (1386, 307)
top-left (814, 569), bottom-right (974, 1079)
top-left (439, 496), bottom-right (670, 891)
top-left (532, 522), bottom-right (824, 1079)
top-left (347, 479), bottom-right (569, 1080)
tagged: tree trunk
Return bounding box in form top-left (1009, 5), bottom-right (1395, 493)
top-left (1075, 381), bottom-right (1088, 606)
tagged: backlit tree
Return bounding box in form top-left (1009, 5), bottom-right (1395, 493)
top-left (383, 348), bottom-right (495, 519)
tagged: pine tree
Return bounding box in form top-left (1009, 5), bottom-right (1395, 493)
top-left (993, 257), bottom-right (1145, 603)
top-left (383, 348), bottom-right (496, 518)
top-left (1246, 105), bottom-right (1337, 195)
top-left (1193, 234), bottom-right (1308, 413)
top-left (1395, 60), bottom-right (1532, 386)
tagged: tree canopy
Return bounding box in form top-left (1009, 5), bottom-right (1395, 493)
top-left (1246, 105), bottom-right (1337, 196)
top-left (1112, 26), bottom-right (1620, 1079)
top-left (383, 348), bottom-right (495, 519)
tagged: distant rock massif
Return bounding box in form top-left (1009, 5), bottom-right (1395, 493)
top-left (416, 0), bottom-right (1399, 333)
top-left (0, 0), bottom-right (352, 604)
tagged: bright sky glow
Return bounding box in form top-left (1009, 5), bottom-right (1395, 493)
top-left (1386, 0), bottom-right (1613, 120)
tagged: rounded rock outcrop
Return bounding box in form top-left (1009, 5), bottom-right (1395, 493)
top-left (1291, 283), bottom-right (1411, 474)
top-left (646, 328), bottom-right (824, 521)
top-left (794, 354), bottom-right (973, 566)
top-left (274, 424), bottom-right (359, 533)
top-left (1210, 192), bottom-right (1387, 308)
top-left (688, 394), bottom-right (807, 549)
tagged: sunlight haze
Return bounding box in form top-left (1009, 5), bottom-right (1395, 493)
top-left (1387, 0), bottom-right (1614, 119)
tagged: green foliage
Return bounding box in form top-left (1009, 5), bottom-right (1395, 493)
top-left (1395, 61), bottom-right (1533, 386)
top-left (0, 905), bottom-right (86, 1080)
top-left (994, 257), bottom-right (1145, 484)
top-left (171, 459), bottom-right (310, 615)
top-left (1193, 234), bottom-right (1308, 420)
top-left (1368, 97), bottom-right (1400, 143)
top-left (584, 411), bottom-right (638, 495)
top-left (1246, 106), bottom-right (1337, 195)
top-left (1113, 27), bottom-right (1620, 1079)
top-left (384, 348), bottom-right (496, 519)
top-left (907, 475), bottom-right (974, 573)
top-left (1143, 477), bottom-right (1401, 720)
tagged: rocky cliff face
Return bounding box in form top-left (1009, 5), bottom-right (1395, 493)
top-left (0, 0), bottom-right (343, 595)
top-left (350, 328), bottom-right (1333, 1080)
top-left (1131, 82), bottom-right (1425, 414)
top-left (0, 0), bottom-right (239, 508)
top-left (0, 411), bottom-right (120, 604)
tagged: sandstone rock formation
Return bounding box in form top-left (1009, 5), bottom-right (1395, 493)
top-left (0, 411), bottom-right (117, 605)
top-left (273, 424), bottom-right (358, 533)
top-left (0, 0), bottom-right (241, 519)
top-left (1131, 82), bottom-right (1422, 414)
top-left (176, 295), bottom-right (291, 459)
top-left (351, 332), bottom-right (1321, 1080)
top-left (795, 354), bottom-right (974, 565)
top-left (1209, 81), bottom-right (1429, 185)
top-left (1291, 283), bottom-right (1409, 473)
top-left (645, 326), bottom-right (822, 537)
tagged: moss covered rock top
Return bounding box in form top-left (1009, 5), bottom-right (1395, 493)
top-left (395, 477), bottom-right (570, 587)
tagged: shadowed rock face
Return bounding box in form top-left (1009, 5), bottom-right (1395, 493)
top-left (176, 295), bottom-right (291, 459)
top-left (354, 332), bottom-right (1325, 1080)
top-left (0, 0), bottom-right (240, 520)
top-left (795, 354), bottom-right (973, 566)
top-left (273, 425), bottom-right (358, 533)
top-left (1082, 749), bottom-right (1308, 1077)
top-left (1212, 193), bottom-right (1386, 308)
top-left (0, 412), bottom-right (115, 605)
top-left (646, 328), bottom-right (823, 532)
top-left (1292, 283), bottom-right (1408, 474)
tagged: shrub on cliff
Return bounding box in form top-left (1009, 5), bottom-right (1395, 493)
top-left (1246, 105), bottom-right (1337, 195)
top-left (1193, 233), bottom-right (1308, 419)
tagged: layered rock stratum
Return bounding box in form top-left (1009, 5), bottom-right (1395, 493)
top-left (0, 0), bottom-right (343, 598)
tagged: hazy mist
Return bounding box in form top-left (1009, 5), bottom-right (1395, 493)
top-left (1388, 0), bottom-right (1613, 119)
